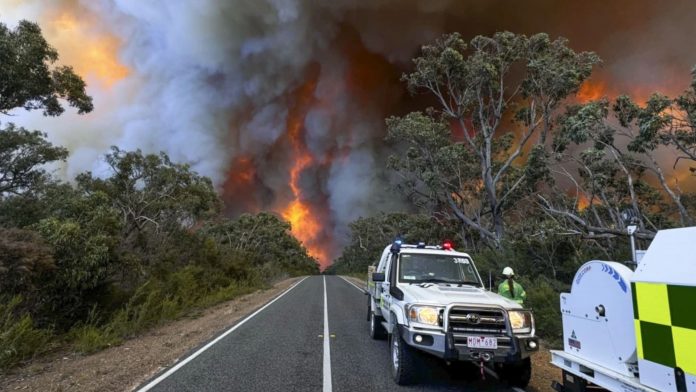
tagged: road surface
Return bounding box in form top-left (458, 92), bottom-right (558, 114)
top-left (137, 276), bottom-right (521, 391)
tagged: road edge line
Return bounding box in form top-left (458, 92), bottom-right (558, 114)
top-left (338, 275), bottom-right (366, 293)
top-left (323, 276), bottom-right (332, 392)
top-left (136, 276), bottom-right (309, 392)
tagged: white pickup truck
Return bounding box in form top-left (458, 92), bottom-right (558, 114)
top-left (366, 240), bottom-right (539, 388)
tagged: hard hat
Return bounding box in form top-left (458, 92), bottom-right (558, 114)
top-left (502, 267), bottom-right (514, 277)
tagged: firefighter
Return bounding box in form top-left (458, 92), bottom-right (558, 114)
top-left (498, 267), bottom-right (527, 305)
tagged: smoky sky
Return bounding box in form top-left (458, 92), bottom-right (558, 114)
top-left (2, 0), bottom-right (695, 263)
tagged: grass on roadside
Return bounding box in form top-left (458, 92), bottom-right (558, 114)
top-left (68, 266), bottom-right (265, 354)
top-left (342, 272), bottom-right (368, 283)
top-left (0, 296), bottom-right (52, 370)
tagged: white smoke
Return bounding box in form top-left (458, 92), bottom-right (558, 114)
top-left (2, 0), bottom-right (695, 260)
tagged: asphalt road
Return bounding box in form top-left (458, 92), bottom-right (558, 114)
top-left (137, 276), bottom-right (520, 392)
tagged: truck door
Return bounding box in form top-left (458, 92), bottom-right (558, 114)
top-left (380, 253), bottom-right (397, 323)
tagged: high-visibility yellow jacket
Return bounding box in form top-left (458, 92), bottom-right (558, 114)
top-left (498, 279), bottom-right (527, 305)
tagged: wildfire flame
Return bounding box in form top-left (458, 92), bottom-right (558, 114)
top-left (576, 78), bottom-right (667, 105)
top-left (279, 75), bottom-right (330, 268)
top-left (577, 80), bottom-right (608, 102)
top-left (221, 156), bottom-right (260, 214)
top-left (30, 4), bottom-right (694, 272)
top-left (576, 193), bottom-right (591, 211)
top-left (45, 10), bottom-right (129, 87)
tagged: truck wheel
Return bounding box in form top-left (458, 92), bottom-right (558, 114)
top-left (390, 330), bottom-right (419, 385)
top-left (369, 311), bottom-right (386, 340)
top-left (500, 357), bottom-right (531, 389)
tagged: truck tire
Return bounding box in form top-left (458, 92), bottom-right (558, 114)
top-left (390, 329), bottom-right (419, 385)
top-left (500, 357), bottom-right (531, 389)
top-left (369, 311), bottom-right (386, 340)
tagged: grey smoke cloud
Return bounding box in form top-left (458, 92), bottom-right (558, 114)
top-left (2, 0), bottom-right (696, 263)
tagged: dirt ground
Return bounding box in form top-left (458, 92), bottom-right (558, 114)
top-left (0, 277), bottom-right (302, 392)
top-left (528, 348), bottom-right (561, 392)
top-left (1, 276), bottom-right (560, 392)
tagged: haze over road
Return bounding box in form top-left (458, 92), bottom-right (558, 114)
top-left (137, 276), bottom-right (520, 391)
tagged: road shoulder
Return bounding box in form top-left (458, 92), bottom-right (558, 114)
top-left (0, 277), bottom-right (303, 392)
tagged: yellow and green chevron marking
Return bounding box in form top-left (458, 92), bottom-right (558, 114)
top-left (632, 282), bottom-right (696, 375)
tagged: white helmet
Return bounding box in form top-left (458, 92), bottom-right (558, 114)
top-left (502, 267), bottom-right (514, 277)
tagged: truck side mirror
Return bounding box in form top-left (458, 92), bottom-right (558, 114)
top-left (372, 272), bottom-right (385, 282)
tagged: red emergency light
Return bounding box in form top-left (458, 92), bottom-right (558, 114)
top-left (442, 240), bottom-right (453, 251)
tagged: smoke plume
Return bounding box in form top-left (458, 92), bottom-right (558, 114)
top-left (2, 0), bottom-right (695, 267)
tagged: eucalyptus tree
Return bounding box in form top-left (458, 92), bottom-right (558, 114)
top-left (543, 83), bottom-right (696, 241)
top-left (0, 20), bottom-right (92, 116)
top-left (387, 32), bottom-right (599, 246)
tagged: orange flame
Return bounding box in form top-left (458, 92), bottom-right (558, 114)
top-left (220, 155), bottom-right (261, 217)
top-left (577, 80), bottom-right (608, 102)
top-left (576, 78), bottom-right (666, 105)
top-left (231, 156), bottom-right (256, 184)
top-left (576, 192), bottom-right (603, 212)
top-left (44, 9), bottom-right (129, 87)
top-left (577, 193), bottom-right (590, 211)
top-left (279, 73), bottom-right (330, 268)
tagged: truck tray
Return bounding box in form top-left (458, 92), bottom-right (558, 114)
top-left (550, 350), bottom-right (658, 392)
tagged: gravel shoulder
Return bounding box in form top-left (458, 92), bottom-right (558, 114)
top-left (0, 277), bottom-right (302, 392)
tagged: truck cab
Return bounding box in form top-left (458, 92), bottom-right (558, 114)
top-left (366, 241), bottom-right (539, 388)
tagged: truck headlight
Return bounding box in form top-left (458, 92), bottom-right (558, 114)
top-left (408, 305), bottom-right (441, 327)
top-left (508, 310), bottom-right (533, 334)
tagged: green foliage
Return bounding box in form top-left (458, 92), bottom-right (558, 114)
top-left (70, 324), bottom-right (116, 354)
top-left (68, 306), bottom-right (117, 354)
top-left (35, 217), bottom-right (116, 291)
top-left (0, 296), bottom-right (52, 369)
top-left (202, 212), bottom-right (319, 277)
top-left (69, 264), bottom-right (262, 354)
top-left (0, 228), bottom-right (54, 295)
top-left (0, 124), bottom-right (69, 196)
top-left (551, 88), bottom-right (693, 234)
top-left (24, 189), bottom-right (121, 328)
top-left (524, 279), bottom-right (564, 346)
top-left (392, 31), bottom-right (600, 246)
top-left (523, 34), bottom-right (600, 103)
top-left (0, 134), bottom-right (316, 368)
top-left (0, 20), bottom-right (93, 116)
top-left (77, 147), bottom-right (221, 243)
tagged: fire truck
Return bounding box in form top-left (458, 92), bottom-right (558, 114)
top-left (551, 227), bottom-right (696, 392)
top-left (366, 239), bottom-right (539, 388)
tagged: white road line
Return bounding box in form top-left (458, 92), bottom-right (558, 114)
top-left (323, 276), bottom-right (332, 392)
top-left (137, 276), bottom-right (309, 392)
top-left (338, 275), bottom-right (366, 293)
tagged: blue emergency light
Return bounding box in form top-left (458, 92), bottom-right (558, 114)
top-left (391, 237), bottom-right (403, 254)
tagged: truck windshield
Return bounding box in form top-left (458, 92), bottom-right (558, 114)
top-left (398, 253), bottom-right (481, 286)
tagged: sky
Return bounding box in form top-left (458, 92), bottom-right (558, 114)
top-left (2, 0), bottom-right (695, 267)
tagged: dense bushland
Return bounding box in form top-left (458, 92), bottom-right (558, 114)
top-left (0, 136), bottom-right (318, 369)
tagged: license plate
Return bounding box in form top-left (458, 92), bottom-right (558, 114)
top-left (467, 336), bottom-right (497, 349)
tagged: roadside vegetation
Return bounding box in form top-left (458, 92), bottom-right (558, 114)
top-left (0, 20), bottom-right (318, 371)
top-left (327, 32), bottom-right (696, 345)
